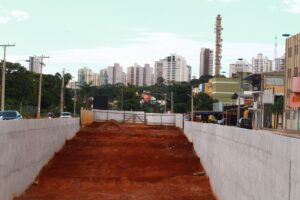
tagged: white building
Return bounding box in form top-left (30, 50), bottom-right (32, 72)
top-left (252, 53), bottom-right (273, 73)
top-left (78, 67), bottom-right (93, 85)
top-left (106, 63), bottom-right (123, 85)
top-left (229, 60), bottom-right (251, 77)
top-left (127, 63), bottom-right (144, 86)
top-left (274, 55), bottom-right (285, 71)
top-left (92, 73), bottom-right (100, 86)
top-left (199, 48), bottom-right (214, 77)
top-left (154, 54), bottom-right (190, 83)
top-left (143, 64), bottom-right (153, 86)
top-left (29, 56), bottom-right (42, 74)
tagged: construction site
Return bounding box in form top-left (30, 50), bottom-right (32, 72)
top-left (14, 121), bottom-right (215, 200)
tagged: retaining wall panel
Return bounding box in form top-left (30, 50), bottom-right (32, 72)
top-left (0, 118), bottom-right (79, 200)
top-left (184, 122), bottom-right (300, 200)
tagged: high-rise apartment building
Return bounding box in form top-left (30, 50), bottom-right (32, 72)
top-left (143, 64), bottom-right (153, 86)
top-left (100, 69), bottom-right (108, 86)
top-left (127, 64), bottom-right (144, 86)
top-left (122, 72), bottom-right (127, 86)
top-left (154, 54), bottom-right (190, 83)
top-left (284, 33), bottom-right (300, 131)
top-left (29, 56), bottom-right (42, 73)
top-left (252, 53), bottom-right (273, 73)
top-left (107, 63), bottom-right (123, 85)
top-left (200, 48), bottom-right (214, 77)
top-left (92, 73), bottom-right (100, 86)
top-left (274, 55), bottom-right (285, 71)
top-left (229, 60), bottom-right (251, 77)
top-left (78, 67), bottom-right (93, 85)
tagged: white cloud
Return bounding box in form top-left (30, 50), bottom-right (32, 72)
top-left (10, 10), bottom-right (29, 20)
top-left (283, 0), bottom-right (300, 13)
top-left (0, 8), bottom-right (29, 23)
top-left (9, 32), bottom-right (284, 79)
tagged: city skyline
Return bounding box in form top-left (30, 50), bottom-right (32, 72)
top-left (1, 0), bottom-right (298, 79)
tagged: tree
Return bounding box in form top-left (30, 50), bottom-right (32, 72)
top-left (194, 93), bottom-right (217, 111)
top-left (268, 96), bottom-right (284, 129)
top-left (80, 82), bottom-right (93, 109)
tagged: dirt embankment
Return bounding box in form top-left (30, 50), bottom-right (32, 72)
top-left (15, 122), bottom-right (216, 200)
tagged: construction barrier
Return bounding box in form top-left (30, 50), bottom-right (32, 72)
top-left (80, 108), bottom-right (93, 125)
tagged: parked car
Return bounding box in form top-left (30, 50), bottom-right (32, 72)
top-left (238, 118), bottom-right (252, 129)
top-left (0, 110), bottom-right (23, 120)
top-left (60, 112), bottom-right (72, 118)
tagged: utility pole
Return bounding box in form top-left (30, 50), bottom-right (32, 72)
top-left (121, 87), bottom-right (124, 110)
top-left (191, 85), bottom-right (194, 121)
top-left (37, 55), bottom-right (50, 118)
top-left (171, 91), bottom-right (174, 113)
top-left (73, 82), bottom-right (77, 117)
top-left (1, 44), bottom-right (15, 111)
top-left (60, 68), bottom-right (65, 113)
top-left (237, 72), bottom-right (242, 126)
top-left (164, 93), bottom-right (167, 113)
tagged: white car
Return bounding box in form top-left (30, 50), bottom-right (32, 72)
top-left (60, 112), bottom-right (72, 118)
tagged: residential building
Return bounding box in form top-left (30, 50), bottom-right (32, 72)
top-left (205, 77), bottom-right (240, 105)
top-left (187, 65), bottom-right (192, 82)
top-left (99, 69), bottom-right (108, 86)
top-left (154, 54), bottom-right (190, 83)
top-left (199, 48), bottom-right (214, 77)
top-left (274, 55), bottom-right (285, 71)
top-left (284, 33), bottom-right (300, 131)
top-left (252, 53), bottom-right (273, 73)
top-left (28, 56), bottom-right (42, 73)
top-left (106, 63), bottom-right (123, 85)
top-left (78, 67), bottom-right (93, 85)
top-left (143, 64), bottom-right (153, 86)
top-left (92, 73), bottom-right (100, 86)
top-left (122, 72), bottom-right (127, 86)
top-left (127, 64), bottom-right (144, 86)
top-left (229, 60), bottom-right (251, 77)
top-left (261, 71), bottom-right (284, 129)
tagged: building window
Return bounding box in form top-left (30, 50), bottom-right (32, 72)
top-left (286, 111), bottom-right (290, 120)
top-left (295, 45), bottom-right (299, 55)
top-left (288, 47), bottom-right (293, 57)
top-left (288, 68), bottom-right (291, 78)
top-left (294, 67), bottom-right (299, 77)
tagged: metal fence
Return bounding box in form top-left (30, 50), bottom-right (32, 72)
top-left (93, 109), bottom-right (184, 127)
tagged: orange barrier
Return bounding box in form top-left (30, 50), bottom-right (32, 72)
top-left (80, 108), bottom-right (93, 125)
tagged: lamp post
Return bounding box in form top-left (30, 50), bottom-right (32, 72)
top-left (0, 44), bottom-right (15, 111)
top-left (36, 55), bottom-right (50, 118)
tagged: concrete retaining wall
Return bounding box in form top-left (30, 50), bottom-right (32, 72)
top-left (184, 122), bottom-right (300, 200)
top-left (0, 118), bottom-right (80, 200)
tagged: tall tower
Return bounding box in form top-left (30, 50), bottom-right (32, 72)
top-left (214, 14), bottom-right (223, 76)
top-left (274, 36), bottom-right (278, 59)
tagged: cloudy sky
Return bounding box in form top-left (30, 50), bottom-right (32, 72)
top-left (1, 0), bottom-right (299, 79)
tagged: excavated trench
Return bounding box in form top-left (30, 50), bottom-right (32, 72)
top-left (15, 121), bottom-right (216, 200)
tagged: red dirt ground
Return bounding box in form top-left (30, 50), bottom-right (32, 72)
top-left (15, 122), bottom-right (216, 200)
